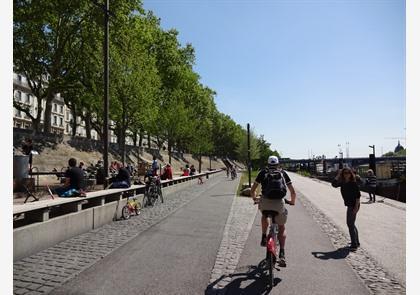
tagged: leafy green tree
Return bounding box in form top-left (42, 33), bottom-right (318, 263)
top-left (14, 0), bottom-right (93, 133)
top-left (235, 128), bottom-right (260, 164)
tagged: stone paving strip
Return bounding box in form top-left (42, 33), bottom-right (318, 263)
top-left (206, 195), bottom-right (258, 295)
top-left (13, 175), bottom-right (223, 295)
top-left (298, 190), bottom-right (406, 295)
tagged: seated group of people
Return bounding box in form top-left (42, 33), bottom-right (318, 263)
top-left (51, 155), bottom-right (200, 198)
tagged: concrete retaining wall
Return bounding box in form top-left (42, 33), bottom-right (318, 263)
top-left (14, 171), bottom-right (220, 261)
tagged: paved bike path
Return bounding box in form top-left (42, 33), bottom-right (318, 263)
top-left (225, 195), bottom-right (370, 295)
top-left (51, 175), bottom-right (240, 295)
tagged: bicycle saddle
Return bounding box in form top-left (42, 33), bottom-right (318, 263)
top-left (262, 210), bottom-right (279, 217)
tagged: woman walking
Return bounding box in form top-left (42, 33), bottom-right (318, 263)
top-left (332, 167), bottom-right (361, 251)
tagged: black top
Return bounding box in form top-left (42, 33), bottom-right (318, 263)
top-left (255, 168), bottom-right (292, 196)
top-left (65, 167), bottom-right (84, 190)
top-left (115, 167), bottom-right (131, 186)
top-left (332, 179), bottom-right (361, 207)
top-left (190, 167), bottom-right (196, 175)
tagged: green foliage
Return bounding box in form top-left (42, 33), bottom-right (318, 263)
top-left (13, 0), bottom-right (281, 162)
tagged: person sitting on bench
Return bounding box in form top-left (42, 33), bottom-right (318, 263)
top-left (52, 158), bottom-right (85, 197)
top-left (109, 162), bottom-right (131, 189)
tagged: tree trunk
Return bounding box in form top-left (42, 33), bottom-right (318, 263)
top-left (199, 154), bottom-right (202, 173)
top-left (117, 125), bottom-right (126, 165)
top-left (147, 133), bottom-right (151, 149)
top-left (131, 131), bottom-right (137, 147)
top-left (139, 130), bottom-right (144, 148)
top-left (168, 141), bottom-right (172, 164)
top-left (43, 96), bottom-right (53, 134)
top-left (70, 106), bottom-right (77, 136)
top-left (84, 112), bottom-right (92, 139)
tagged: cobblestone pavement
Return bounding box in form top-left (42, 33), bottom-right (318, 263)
top-left (13, 174), bottom-right (224, 295)
top-left (298, 191), bottom-right (406, 295)
top-left (206, 195), bottom-right (258, 294)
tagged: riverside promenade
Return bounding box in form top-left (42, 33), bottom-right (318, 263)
top-left (13, 171), bottom-right (405, 294)
top-left (289, 172), bottom-right (405, 285)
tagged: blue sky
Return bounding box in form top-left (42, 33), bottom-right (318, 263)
top-left (142, 0), bottom-right (406, 159)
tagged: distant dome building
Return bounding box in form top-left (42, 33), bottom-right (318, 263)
top-left (394, 140), bottom-right (404, 153)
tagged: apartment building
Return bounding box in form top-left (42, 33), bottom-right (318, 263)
top-left (12, 72), bottom-right (121, 143)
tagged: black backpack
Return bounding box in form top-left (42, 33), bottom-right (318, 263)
top-left (263, 169), bottom-right (287, 199)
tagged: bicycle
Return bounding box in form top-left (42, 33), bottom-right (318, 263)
top-left (143, 176), bottom-right (163, 207)
top-left (121, 195), bottom-right (141, 220)
top-left (254, 198), bottom-right (293, 289)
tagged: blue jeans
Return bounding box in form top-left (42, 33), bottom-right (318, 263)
top-left (54, 187), bottom-right (78, 197)
top-left (346, 206), bottom-right (360, 246)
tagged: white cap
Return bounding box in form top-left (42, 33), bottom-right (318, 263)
top-left (267, 155), bottom-right (279, 165)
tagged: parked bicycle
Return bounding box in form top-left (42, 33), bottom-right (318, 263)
top-left (121, 196), bottom-right (141, 220)
top-left (143, 175), bottom-right (163, 207)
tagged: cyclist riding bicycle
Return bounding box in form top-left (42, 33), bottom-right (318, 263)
top-left (250, 155), bottom-right (296, 267)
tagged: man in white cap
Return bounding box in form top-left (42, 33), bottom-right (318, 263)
top-left (250, 155), bottom-right (296, 267)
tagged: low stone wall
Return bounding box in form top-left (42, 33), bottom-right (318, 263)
top-left (13, 171), bottom-right (221, 261)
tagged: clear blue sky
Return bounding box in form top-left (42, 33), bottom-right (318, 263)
top-left (142, 0), bottom-right (406, 159)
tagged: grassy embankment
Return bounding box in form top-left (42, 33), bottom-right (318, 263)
top-left (236, 170), bottom-right (261, 196)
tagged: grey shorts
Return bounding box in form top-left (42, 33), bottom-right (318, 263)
top-left (259, 197), bottom-right (288, 225)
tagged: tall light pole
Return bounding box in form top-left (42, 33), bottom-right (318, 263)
top-left (338, 144), bottom-right (343, 169)
top-left (92, 0), bottom-right (111, 186)
top-left (247, 123), bottom-right (251, 188)
top-left (369, 145), bottom-right (376, 175)
top-left (103, 0), bottom-right (109, 183)
top-left (369, 145), bottom-right (375, 156)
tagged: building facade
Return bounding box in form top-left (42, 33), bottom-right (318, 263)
top-left (12, 72), bottom-right (122, 143)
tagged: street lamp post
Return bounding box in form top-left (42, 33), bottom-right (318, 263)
top-left (247, 123), bottom-right (251, 188)
top-left (103, 0), bottom-right (109, 185)
top-left (338, 144), bottom-right (343, 169)
top-left (369, 145), bottom-right (376, 175)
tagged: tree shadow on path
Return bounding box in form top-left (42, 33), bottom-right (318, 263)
top-left (205, 259), bottom-right (281, 295)
top-left (311, 247), bottom-right (350, 260)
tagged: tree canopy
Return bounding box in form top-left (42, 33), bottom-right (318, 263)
top-left (13, 0), bottom-right (282, 165)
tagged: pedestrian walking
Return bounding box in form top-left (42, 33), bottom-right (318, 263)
top-left (332, 167), bottom-right (361, 251)
top-left (366, 169), bottom-right (377, 203)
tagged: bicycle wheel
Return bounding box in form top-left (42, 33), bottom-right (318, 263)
top-left (122, 205), bottom-right (130, 220)
top-left (267, 251), bottom-right (274, 289)
top-left (134, 203), bottom-right (140, 215)
top-left (151, 193), bottom-right (158, 206)
top-left (158, 186), bottom-right (164, 203)
top-left (143, 193), bottom-right (149, 208)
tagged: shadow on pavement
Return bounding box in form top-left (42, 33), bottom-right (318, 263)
top-left (311, 247), bottom-right (350, 260)
top-left (205, 260), bottom-right (281, 295)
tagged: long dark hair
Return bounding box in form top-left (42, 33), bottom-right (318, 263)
top-left (338, 167), bottom-right (356, 183)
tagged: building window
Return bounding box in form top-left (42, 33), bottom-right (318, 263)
top-left (53, 104), bottom-right (57, 112)
top-left (53, 116), bottom-right (57, 126)
top-left (66, 111), bottom-right (70, 121)
top-left (60, 117), bottom-right (63, 127)
top-left (26, 94), bottom-right (31, 103)
top-left (60, 105), bottom-right (64, 114)
top-left (15, 91), bottom-right (21, 102)
top-left (66, 124), bottom-right (69, 133)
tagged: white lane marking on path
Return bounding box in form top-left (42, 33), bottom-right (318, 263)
top-left (207, 196), bottom-right (258, 293)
